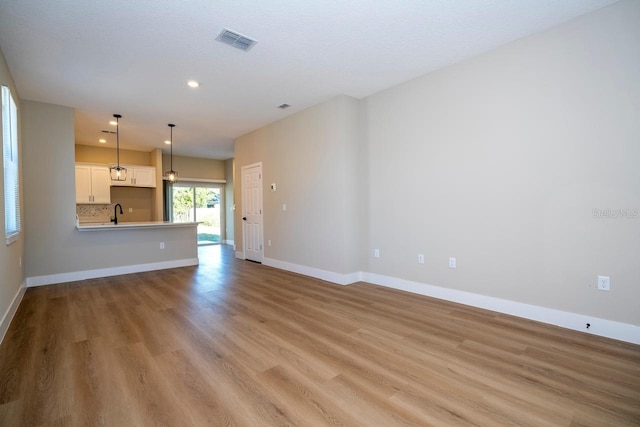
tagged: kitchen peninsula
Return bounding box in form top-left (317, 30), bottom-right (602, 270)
top-left (53, 143), bottom-right (201, 288)
top-left (16, 103), bottom-right (201, 289)
top-left (25, 218), bottom-right (199, 287)
top-left (76, 220), bottom-right (197, 231)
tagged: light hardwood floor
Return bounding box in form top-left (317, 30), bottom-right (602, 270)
top-left (1, 245), bottom-right (639, 426)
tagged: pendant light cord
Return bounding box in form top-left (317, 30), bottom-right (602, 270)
top-left (116, 116), bottom-right (120, 167)
top-left (114, 113), bottom-right (122, 169)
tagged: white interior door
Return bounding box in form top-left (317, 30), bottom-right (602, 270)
top-left (241, 163), bottom-right (263, 262)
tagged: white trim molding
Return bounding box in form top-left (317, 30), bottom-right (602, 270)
top-left (263, 257), bottom-right (362, 286)
top-left (361, 272), bottom-right (640, 345)
top-left (1, 280), bottom-right (26, 345)
top-left (26, 258), bottom-right (199, 287)
top-left (256, 256), bottom-right (640, 345)
top-left (224, 240), bottom-right (234, 246)
top-left (235, 251), bottom-right (245, 260)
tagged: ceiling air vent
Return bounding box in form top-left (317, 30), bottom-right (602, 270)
top-left (216, 28), bottom-right (258, 51)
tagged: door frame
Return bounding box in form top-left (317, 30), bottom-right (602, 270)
top-left (167, 180), bottom-right (226, 245)
top-left (241, 162), bottom-right (264, 262)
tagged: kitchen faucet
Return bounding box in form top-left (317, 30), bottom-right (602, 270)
top-left (111, 203), bottom-right (123, 225)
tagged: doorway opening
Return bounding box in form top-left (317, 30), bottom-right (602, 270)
top-left (169, 183), bottom-right (224, 245)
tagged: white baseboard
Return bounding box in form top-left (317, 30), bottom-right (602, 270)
top-left (235, 251), bottom-right (245, 260)
top-left (263, 257), bottom-right (362, 285)
top-left (1, 281), bottom-right (26, 345)
top-left (224, 240), bottom-right (234, 246)
top-left (25, 258), bottom-right (199, 287)
top-left (362, 272), bottom-right (640, 345)
top-left (257, 257), bottom-right (640, 345)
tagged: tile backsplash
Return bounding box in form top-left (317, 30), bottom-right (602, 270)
top-left (76, 204), bottom-right (112, 223)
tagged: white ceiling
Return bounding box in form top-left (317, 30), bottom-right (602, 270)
top-left (0, 0), bottom-right (618, 159)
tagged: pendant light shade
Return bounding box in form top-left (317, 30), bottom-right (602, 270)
top-left (164, 123), bottom-right (178, 183)
top-left (109, 114), bottom-right (127, 181)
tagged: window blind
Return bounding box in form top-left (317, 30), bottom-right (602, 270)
top-left (2, 85), bottom-right (20, 244)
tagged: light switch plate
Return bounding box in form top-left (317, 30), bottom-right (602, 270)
top-left (597, 275), bottom-right (610, 291)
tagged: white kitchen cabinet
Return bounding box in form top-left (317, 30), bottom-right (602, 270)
top-left (76, 164), bottom-right (111, 204)
top-left (110, 165), bottom-right (156, 187)
top-left (131, 166), bottom-right (156, 187)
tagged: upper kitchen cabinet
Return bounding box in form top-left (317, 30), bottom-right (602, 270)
top-left (76, 164), bottom-right (111, 204)
top-left (110, 165), bottom-right (156, 187)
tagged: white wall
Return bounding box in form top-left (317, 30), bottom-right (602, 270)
top-left (235, 95), bottom-right (364, 275)
top-left (0, 47), bottom-right (24, 342)
top-left (364, 0), bottom-right (639, 326)
top-left (161, 153), bottom-right (226, 181)
top-left (234, 1), bottom-right (640, 333)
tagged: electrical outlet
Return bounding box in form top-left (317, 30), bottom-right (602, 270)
top-left (418, 254), bottom-right (424, 264)
top-left (159, 242), bottom-right (165, 249)
top-left (374, 249), bottom-right (380, 258)
top-left (449, 257), bottom-right (456, 268)
top-left (597, 275), bottom-right (610, 291)
top-left (268, 239), bottom-right (272, 246)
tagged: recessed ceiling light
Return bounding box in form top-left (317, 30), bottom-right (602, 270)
top-left (98, 138), bottom-right (107, 143)
top-left (164, 140), bottom-right (171, 145)
top-left (109, 120), bottom-right (117, 126)
top-left (187, 80), bottom-right (200, 88)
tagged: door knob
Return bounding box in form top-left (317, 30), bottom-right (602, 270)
top-left (242, 217), bottom-right (247, 221)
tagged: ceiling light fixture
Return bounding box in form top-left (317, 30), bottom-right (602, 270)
top-left (164, 123), bottom-right (178, 183)
top-left (187, 80), bottom-right (200, 88)
top-left (109, 114), bottom-right (127, 181)
top-left (98, 138), bottom-right (106, 143)
top-left (109, 120), bottom-right (117, 126)
top-left (164, 140), bottom-right (171, 145)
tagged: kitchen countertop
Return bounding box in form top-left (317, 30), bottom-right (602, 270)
top-left (76, 221), bottom-right (198, 231)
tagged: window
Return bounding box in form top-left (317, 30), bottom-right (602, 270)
top-left (167, 182), bottom-right (224, 245)
top-left (2, 85), bottom-right (20, 245)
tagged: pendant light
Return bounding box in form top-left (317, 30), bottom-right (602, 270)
top-left (109, 114), bottom-right (127, 181)
top-left (164, 123), bottom-right (178, 183)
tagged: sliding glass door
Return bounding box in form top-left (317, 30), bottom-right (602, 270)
top-left (170, 183), bottom-right (223, 245)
